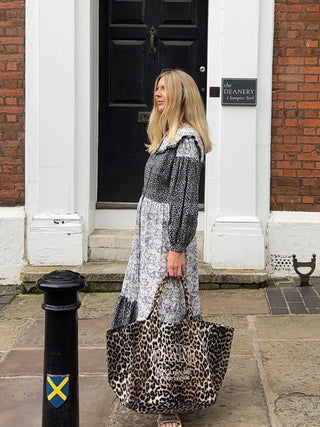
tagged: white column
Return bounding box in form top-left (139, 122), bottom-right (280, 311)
top-left (204, 0), bottom-right (275, 269)
top-left (25, 0), bottom-right (98, 265)
top-left (74, 0), bottom-right (99, 256)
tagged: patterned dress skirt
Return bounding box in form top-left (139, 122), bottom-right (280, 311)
top-left (110, 195), bottom-right (202, 329)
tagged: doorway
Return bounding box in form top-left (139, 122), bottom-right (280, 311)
top-left (98, 0), bottom-right (208, 206)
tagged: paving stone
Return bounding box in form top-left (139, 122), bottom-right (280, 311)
top-left (0, 295), bottom-right (15, 304)
top-left (0, 377), bottom-right (42, 427)
top-left (13, 319), bottom-right (44, 348)
top-left (79, 376), bottom-right (116, 427)
top-left (300, 296), bottom-right (320, 309)
top-left (79, 318), bottom-right (110, 347)
top-left (274, 392), bottom-right (320, 427)
top-left (266, 293), bottom-right (287, 308)
top-left (266, 288), bottom-right (282, 296)
top-left (0, 347), bottom-right (107, 377)
top-left (254, 315), bottom-right (320, 340)
top-left (79, 289), bottom-right (271, 320)
top-left (271, 307), bottom-right (289, 315)
top-left (203, 314), bottom-right (248, 329)
top-left (287, 302), bottom-right (308, 314)
top-left (79, 348), bottom-right (107, 375)
top-left (79, 293), bottom-right (118, 319)
top-left (0, 319), bottom-right (34, 351)
top-left (298, 287), bottom-right (318, 297)
top-left (297, 287), bottom-right (320, 309)
top-left (200, 289), bottom-right (270, 315)
top-left (282, 289), bottom-right (303, 303)
top-left (228, 328), bottom-right (253, 356)
top-left (0, 295), bottom-right (44, 320)
top-left (3, 286), bottom-right (19, 296)
top-left (266, 299), bottom-right (287, 309)
top-left (313, 285), bottom-right (320, 295)
top-left (14, 318), bottom-right (111, 349)
top-left (0, 349), bottom-right (43, 376)
top-left (258, 341), bottom-right (320, 395)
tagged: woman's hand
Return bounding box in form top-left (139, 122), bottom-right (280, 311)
top-left (167, 251), bottom-right (185, 279)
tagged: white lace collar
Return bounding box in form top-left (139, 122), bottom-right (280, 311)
top-left (156, 126), bottom-right (203, 158)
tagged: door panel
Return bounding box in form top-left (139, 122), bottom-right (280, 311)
top-left (159, 41), bottom-right (196, 74)
top-left (109, 40), bottom-right (147, 105)
top-left (160, 0), bottom-right (196, 25)
top-left (110, 0), bottom-right (147, 25)
top-left (98, 0), bottom-right (208, 203)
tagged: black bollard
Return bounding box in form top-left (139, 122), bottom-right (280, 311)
top-left (38, 270), bottom-right (85, 427)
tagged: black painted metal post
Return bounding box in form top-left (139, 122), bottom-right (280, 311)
top-left (38, 270), bottom-right (85, 427)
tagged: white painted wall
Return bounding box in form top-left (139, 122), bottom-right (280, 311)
top-left (268, 212), bottom-right (320, 277)
top-left (0, 208), bottom-right (25, 285)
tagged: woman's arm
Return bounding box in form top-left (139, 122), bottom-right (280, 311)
top-left (167, 136), bottom-right (202, 277)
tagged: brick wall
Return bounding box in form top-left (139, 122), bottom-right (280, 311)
top-left (271, 0), bottom-right (320, 211)
top-left (0, 0), bottom-right (25, 206)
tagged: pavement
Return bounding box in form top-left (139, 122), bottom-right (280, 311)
top-left (0, 284), bottom-right (320, 427)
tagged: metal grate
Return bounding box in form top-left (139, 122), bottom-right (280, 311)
top-left (269, 254), bottom-right (293, 272)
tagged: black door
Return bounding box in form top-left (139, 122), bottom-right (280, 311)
top-left (98, 0), bottom-right (208, 204)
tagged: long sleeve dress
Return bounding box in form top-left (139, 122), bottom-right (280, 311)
top-left (110, 126), bottom-right (204, 329)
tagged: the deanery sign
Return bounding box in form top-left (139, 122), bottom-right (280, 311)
top-left (222, 78), bottom-right (257, 106)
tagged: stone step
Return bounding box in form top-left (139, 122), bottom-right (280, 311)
top-left (20, 262), bottom-right (268, 293)
top-left (88, 229), bottom-right (204, 262)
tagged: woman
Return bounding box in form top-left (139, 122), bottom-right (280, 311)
top-left (110, 69), bottom-right (212, 427)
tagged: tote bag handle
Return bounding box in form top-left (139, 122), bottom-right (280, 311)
top-left (149, 274), bottom-right (195, 322)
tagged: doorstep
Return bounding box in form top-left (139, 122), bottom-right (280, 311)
top-left (20, 262), bottom-right (268, 293)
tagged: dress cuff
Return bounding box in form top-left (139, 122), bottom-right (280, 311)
top-left (169, 245), bottom-right (186, 253)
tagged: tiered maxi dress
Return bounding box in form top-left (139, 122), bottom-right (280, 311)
top-left (110, 126), bottom-right (205, 329)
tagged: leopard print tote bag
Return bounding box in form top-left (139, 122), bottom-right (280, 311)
top-left (106, 275), bottom-right (234, 414)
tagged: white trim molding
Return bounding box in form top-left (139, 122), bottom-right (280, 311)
top-left (28, 214), bottom-right (84, 266)
top-left (25, 0), bottom-right (98, 265)
top-left (204, 0), bottom-right (275, 270)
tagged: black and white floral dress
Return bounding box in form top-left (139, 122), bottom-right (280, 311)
top-left (110, 126), bottom-right (204, 329)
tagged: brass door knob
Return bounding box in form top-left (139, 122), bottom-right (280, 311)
top-left (199, 66), bottom-right (206, 73)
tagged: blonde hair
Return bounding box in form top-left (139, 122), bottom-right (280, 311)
top-left (146, 69), bottom-right (212, 154)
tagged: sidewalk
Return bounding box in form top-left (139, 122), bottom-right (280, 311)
top-left (0, 286), bottom-right (320, 427)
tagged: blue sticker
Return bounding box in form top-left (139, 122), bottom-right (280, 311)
top-left (46, 374), bottom-right (70, 408)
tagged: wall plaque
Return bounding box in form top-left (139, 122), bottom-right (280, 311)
top-left (222, 78), bottom-right (257, 106)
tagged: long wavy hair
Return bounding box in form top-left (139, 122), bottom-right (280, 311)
top-left (146, 69), bottom-right (212, 154)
